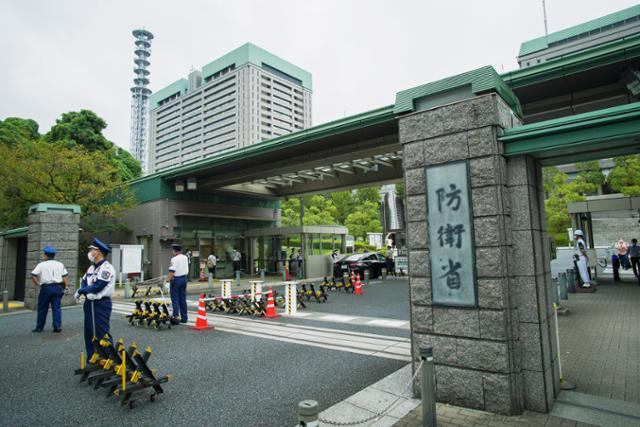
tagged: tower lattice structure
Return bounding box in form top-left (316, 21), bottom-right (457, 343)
top-left (130, 29), bottom-right (154, 174)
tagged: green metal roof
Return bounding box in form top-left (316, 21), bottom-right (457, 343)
top-left (133, 104), bottom-right (396, 182)
top-left (499, 102), bottom-right (640, 164)
top-left (394, 65), bottom-right (521, 116)
top-left (0, 226), bottom-right (28, 238)
top-left (503, 33), bottom-right (640, 89)
top-left (28, 203), bottom-right (81, 214)
top-left (519, 5), bottom-right (640, 57)
top-left (202, 43), bottom-right (312, 90)
top-left (149, 78), bottom-right (188, 110)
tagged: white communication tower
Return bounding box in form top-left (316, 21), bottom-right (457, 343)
top-left (130, 29), bottom-right (154, 174)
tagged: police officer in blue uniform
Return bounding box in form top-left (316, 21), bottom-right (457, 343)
top-left (165, 243), bottom-right (189, 325)
top-left (31, 246), bottom-right (69, 333)
top-left (75, 238), bottom-right (115, 357)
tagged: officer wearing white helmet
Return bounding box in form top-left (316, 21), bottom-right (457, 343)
top-left (31, 245), bottom-right (69, 333)
top-left (573, 230), bottom-right (591, 288)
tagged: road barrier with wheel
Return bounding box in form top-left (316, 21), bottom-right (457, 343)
top-left (74, 335), bottom-right (171, 409)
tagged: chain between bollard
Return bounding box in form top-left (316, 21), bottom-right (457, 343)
top-left (316, 360), bottom-right (425, 426)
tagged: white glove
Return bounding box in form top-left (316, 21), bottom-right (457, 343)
top-left (164, 282), bottom-right (170, 292)
top-left (74, 290), bottom-right (80, 299)
top-left (86, 293), bottom-right (98, 301)
top-left (63, 287), bottom-right (69, 296)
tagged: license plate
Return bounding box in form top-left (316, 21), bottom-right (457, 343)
top-left (341, 265), bottom-right (348, 270)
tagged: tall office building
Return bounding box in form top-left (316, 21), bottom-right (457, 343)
top-left (148, 43), bottom-right (312, 173)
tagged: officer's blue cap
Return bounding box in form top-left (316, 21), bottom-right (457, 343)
top-left (43, 245), bottom-right (57, 255)
top-left (88, 237), bottom-right (111, 254)
top-left (171, 243), bottom-right (182, 251)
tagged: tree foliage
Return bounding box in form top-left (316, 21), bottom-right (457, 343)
top-left (280, 186), bottom-right (383, 241)
top-left (0, 117), bottom-right (40, 145)
top-left (543, 167), bottom-right (589, 247)
top-left (44, 109), bottom-right (141, 180)
top-left (607, 155), bottom-right (640, 196)
top-left (0, 141), bottom-right (135, 229)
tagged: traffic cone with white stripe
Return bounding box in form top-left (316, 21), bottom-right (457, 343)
top-left (194, 294), bottom-right (213, 330)
top-left (265, 288), bottom-right (280, 319)
top-left (355, 273), bottom-right (363, 295)
top-left (350, 270), bottom-right (355, 286)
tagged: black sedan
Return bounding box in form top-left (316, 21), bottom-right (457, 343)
top-left (332, 252), bottom-right (388, 279)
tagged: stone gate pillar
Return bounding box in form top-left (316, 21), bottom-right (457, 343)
top-left (25, 204), bottom-right (81, 309)
top-left (400, 92), bottom-right (558, 414)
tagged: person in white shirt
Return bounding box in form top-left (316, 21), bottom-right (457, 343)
top-left (207, 252), bottom-right (217, 277)
top-left (231, 248), bottom-right (242, 274)
top-left (75, 238), bottom-right (115, 357)
top-left (165, 243), bottom-right (189, 324)
top-left (573, 230), bottom-right (591, 288)
top-left (31, 245), bottom-right (69, 333)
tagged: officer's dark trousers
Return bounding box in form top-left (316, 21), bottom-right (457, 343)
top-left (36, 283), bottom-right (63, 330)
top-left (83, 298), bottom-right (112, 357)
top-left (170, 276), bottom-right (188, 322)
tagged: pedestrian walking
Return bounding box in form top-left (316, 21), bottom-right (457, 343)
top-left (615, 239), bottom-right (629, 269)
top-left (385, 246), bottom-right (395, 274)
top-left (31, 246), bottom-right (69, 333)
top-left (573, 230), bottom-right (591, 288)
top-left (297, 249), bottom-right (303, 279)
top-left (628, 238), bottom-right (640, 281)
top-left (75, 238), bottom-right (115, 357)
top-left (165, 243), bottom-right (189, 325)
top-left (231, 247), bottom-right (242, 275)
top-left (206, 252), bottom-right (217, 277)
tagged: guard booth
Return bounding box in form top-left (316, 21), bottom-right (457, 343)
top-left (0, 227), bottom-right (28, 305)
top-left (245, 225), bottom-right (348, 279)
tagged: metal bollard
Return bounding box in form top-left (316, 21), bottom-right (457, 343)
top-left (342, 272), bottom-right (349, 284)
top-left (419, 346), bottom-right (437, 427)
top-left (260, 269), bottom-right (265, 282)
top-left (235, 270), bottom-right (241, 286)
top-left (566, 269), bottom-right (576, 293)
top-left (381, 267), bottom-right (387, 281)
top-left (2, 289), bottom-right (8, 313)
top-left (298, 400), bottom-right (319, 426)
top-left (208, 272), bottom-right (213, 290)
top-left (558, 272), bottom-right (568, 300)
top-left (124, 279), bottom-right (131, 299)
top-left (364, 268), bottom-right (370, 285)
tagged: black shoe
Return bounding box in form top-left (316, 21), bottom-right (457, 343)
top-left (180, 319), bottom-right (188, 324)
top-left (32, 328), bottom-right (42, 333)
top-left (53, 328), bottom-right (62, 333)
top-left (170, 317), bottom-right (180, 325)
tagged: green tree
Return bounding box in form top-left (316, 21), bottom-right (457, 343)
top-left (280, 195), bottom-right (338, 227)
top-left (329, 190), bottom-right (355, 224)
top-left (344, 200), bottom-right (382, 240)
top-left (45, 110), bottom-right (141, 180)
top-left (607, 155), bottom-right (640, 196)
top-left (543, 167), bottom-right (586, 247)
top-left (0, 117), bottom-right (39, 145)
top-left (0, 141), bottom-right (135, 230)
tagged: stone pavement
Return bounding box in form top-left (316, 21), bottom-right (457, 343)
top-left (393, 404), bottom-right (597, 427)
top-left (557, 278), bottom-right (640, 404)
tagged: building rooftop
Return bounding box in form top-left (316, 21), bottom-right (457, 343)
top-left (518, 4), bottom-right (640, 57)
top-left (149, 42), bottom-right (312, 110)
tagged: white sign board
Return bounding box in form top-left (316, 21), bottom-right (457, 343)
top-left (394, 256), bottom-right (408, 273)
top-left (121, 245), bottom-right (143, 274)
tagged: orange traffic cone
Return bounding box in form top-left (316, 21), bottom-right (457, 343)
top-left (350, 270), bottom-right (355, 286)
top-left (194, 294), bottom-right (213, 330)
top-left (355, 273), bottom-right (363, 295)
top-left (265, 288), bottom-right (280, 319)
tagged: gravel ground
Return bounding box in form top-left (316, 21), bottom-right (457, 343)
top-left (0, 305), bottom-right (406, 426)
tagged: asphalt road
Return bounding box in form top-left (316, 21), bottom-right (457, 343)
top-left (0, 281), bottom-right (409, 426)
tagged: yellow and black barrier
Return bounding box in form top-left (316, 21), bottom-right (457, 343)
top-left (74, 335), bottom-right (171, 409)
top-left (126, 299), bottom-right (172, 329)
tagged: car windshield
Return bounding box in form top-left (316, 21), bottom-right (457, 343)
top-left (344, 254), bottom-right (365, 262)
